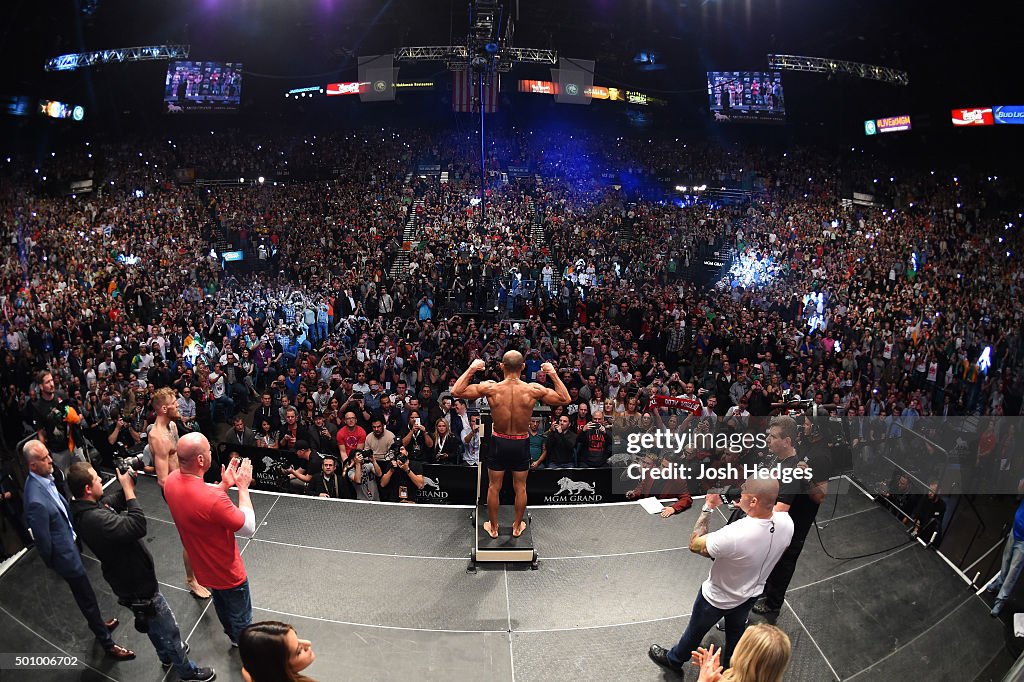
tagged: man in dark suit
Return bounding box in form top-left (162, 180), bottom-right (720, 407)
top-left (22, 439), bottom-right (135, 660)
top-left (0, 464), bottom-right (32, 554)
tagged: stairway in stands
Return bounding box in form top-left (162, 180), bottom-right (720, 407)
top-left (528, 188), bottom-right (561, 292)
top-left (617, 220), bottom-right (638, 246)
top-left (528, 196), bottom-right (546, 248)
top-left (389, 197), bottom-right (423, 280)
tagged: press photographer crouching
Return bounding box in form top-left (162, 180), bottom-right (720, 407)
top-left (68, 463), bottom-right (215, 681)
top-left (284, 441), bottom-right (320, 494)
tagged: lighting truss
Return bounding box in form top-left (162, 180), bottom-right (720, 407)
top-left (504, 47), bottom-right (557, 66)
top-left (45, 45), bottom-right (190, 72)
top-left (398, 45), bottom-right (555, 72)
top-left (767, 54), bottom-right (909, 86)
top-left (397, 1), bottom-right (555, 73)
top-left (397, 46), bottom-right (469, 62)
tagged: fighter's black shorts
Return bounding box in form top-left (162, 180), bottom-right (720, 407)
top-left (489, 432), bottom-right (531, 473)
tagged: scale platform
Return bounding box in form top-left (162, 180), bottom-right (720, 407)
top-left (468, 464), bottom-right (539, 570)
top-left (470, 505), bottom-right (537, 567)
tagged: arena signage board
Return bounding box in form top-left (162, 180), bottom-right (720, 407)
top-left (951, 107), bottom-right (993, 126)
top-left (40, 99), bottom-right (84, 121)
top-left (866, 115), bottom-right (911, 135)
top-left (626, 90), bottom-right (648, 106)
top-left (993, 105), bottom-right (1024, 125)
top-left (518, 79), bottom-right (556, 94)
top-left (875, 115), bottom-right (912, 133)
top-left (326, 81), bottom-right (363, 96)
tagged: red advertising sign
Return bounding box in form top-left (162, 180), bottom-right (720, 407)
top-left (951, 107), bottom-right (994, 126)
top-left (518, 79), bottom-right (556, 95)
top-left (325, 82), bottom-right (363, 96)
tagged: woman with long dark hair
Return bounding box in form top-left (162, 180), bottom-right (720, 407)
top-left (239, 621), bottom-right (316, 682)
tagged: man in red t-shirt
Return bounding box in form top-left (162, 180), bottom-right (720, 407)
top-left (335, 410), bottom-right (367, 458)
top-left (164, 433), bottom-right (256, 646)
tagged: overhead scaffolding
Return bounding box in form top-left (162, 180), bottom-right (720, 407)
top-left (767, 54), bottom-right (909, 86)
top-left (45, 45), bottom-right (190, 72)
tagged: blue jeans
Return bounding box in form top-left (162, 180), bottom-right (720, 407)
top-left (990, 536), bottom-right (1024, 607)
top-left (212, 394), bottom-right (236, 422)
top-left (210, 579), bottom-right (252, 644)
top-left (146, 592), bottom-right (200, 677)
top-left (668, 589), bottom-right (757, 669)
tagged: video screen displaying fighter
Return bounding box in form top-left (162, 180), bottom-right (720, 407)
top-left (707, 71), bottom-right (785, 122)
top-left (164, 61), bottom-right (243, 112)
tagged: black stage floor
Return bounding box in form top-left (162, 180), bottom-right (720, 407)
top-left (0, 475), bottom-right (1013, 681)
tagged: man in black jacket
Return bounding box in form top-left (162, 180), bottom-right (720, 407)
top-left (68, 464), bottom-right (215, 681)
top-left (542, 415), bottom-right (578, 468)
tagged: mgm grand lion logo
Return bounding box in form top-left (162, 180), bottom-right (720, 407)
top-left (545, 477), bottom-right (602, 503)
top-left (256, 456), bottom-right (285, 487)
top-left (417, 475), bottom-right (448, 501)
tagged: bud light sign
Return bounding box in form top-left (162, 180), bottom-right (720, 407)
top-left (993, 106), bottom-right (1024, 125)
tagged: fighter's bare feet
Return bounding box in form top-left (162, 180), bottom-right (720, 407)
top-left (483, 521), bottom-right (499, 538)
top-left (512, 521), bottom-right (527, 538)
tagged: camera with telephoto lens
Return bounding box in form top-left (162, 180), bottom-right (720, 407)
top-left (114, 443), bottom-right (147, 475)
top-left (115, 454), bottom-right (146, 476)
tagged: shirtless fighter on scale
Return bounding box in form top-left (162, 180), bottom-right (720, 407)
top-left (453, 352), bottom-right (570, 538)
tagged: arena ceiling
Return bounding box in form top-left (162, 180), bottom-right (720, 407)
top-left (0, 1), bottom-right (1017, 125)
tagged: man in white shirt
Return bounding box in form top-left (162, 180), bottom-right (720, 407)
top-left (649, 476), bottom-right (794, 672)
top-left (208, 363), bottom-right (235, 424)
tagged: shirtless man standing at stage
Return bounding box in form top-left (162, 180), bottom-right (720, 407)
top-left (149, 387), bottom-right (212, 599)
top-left (453, 352), bottom-right (570, 538)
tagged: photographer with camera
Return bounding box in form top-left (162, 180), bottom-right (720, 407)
top-left (107, 409), bottom-right (142, 458)
top-left (340, 391), bottom-right (372, 428)
top-left (346, 449), bottom-right (382, 501)
top-left (379, 445), bottom-right (426, 503)
top-left (69, 462), bottom-right (215, 680)
top-left (283, 441), bottom-right (318, 494)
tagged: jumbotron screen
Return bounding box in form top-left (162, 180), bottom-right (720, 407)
top-left (164, 61), bottom-right (243, 112)
top-left (707, 71), bottom-right (785, 122)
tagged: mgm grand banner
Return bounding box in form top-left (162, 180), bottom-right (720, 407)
top-left (216, 443), bottom-right (628, 505)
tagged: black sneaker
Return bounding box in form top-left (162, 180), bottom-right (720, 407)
top-left (161, 642), bottom-right (190, 669)
top-left (179, 666), bottom-right (216, 682)
top-left (648, 644), bottom-right (683, 674)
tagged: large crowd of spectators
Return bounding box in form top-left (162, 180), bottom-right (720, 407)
top-left (1, 123), bottom-right (1022, 523)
